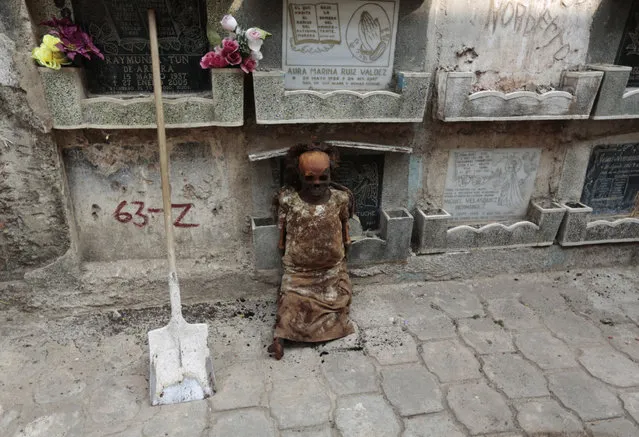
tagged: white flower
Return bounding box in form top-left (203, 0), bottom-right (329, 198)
top-left (251, 50), bottom-right (263, 61)
top-left (245, 27), bottom-right (265, 52)
top-left (220, 15), bottom-right (238, 31)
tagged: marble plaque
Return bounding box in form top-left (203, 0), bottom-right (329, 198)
top-left (443, 149), bottom-right (541, 222)
top-left (615, 2), bottom-right (639, 87)
top-left (282, 0), bottom-right (399, 90)
top-left (581, 143), bottom-right (639, 215)
top-left (71, 0), bottom-right (210, 94)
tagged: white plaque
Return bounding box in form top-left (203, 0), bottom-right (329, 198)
top-left (443, 149), bottom-right (541, 222)
top-left (282, 0), bottom-right (399, 90)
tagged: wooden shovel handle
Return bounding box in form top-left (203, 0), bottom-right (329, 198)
top-left (148, 9), bottom-right (182, 320)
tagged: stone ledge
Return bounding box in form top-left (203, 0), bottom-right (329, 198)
top-left (413, 200), bottom-right (566, 253)
top-left (38, 67), bottom-right (244, 129)
top-left (557, 201), bottom-right (639, 246)
top-left (589, 64), bottom-right (639, 120)
top-left (436, 70), bottom-right (603, 122)
top-left (252, 71), bottom-right (431, 124)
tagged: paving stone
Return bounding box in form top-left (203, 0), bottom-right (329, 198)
top-left (482, 353), bottom-right (549, 398)
top-left (210, 320), bottom-right (269, 363)
top-left (620, 391), bottom-right (639, 423)
top-left (393, 294), bottom-right (457, 341)
top-left (447, 381), bottom-right (515, 435)
top-left (602, 323), bottom-right (639, 361)
top-left (141, 399), bottom-right (209, 437)
top-left (88, 375), bottom-right (143, 424)
top-left (578, 345), bottom-right (639, 387)
top-left (458, 318), bottom-right (515, 354)
top-left (402, 413), bottom-right (466, 437)
top-left (335, 394), bottom-right (401, 437)
top-left (33, 368), bottom-right (87, 404)
top-left (515, 398), bottom-right (584, 435)
top-left (317, 324), bottom-right (361, 352)
top-left (266, 347), bottom-right (322, 382)
top-left (208, 408), bottom-right (276, 437)
top-left (281, 426), bottom-right (333, 437)
top-left (269, 378), bottom-right (331, 428)
top-left (479, 434), bottom-right (524, 437)
top-left (622, 302), bottom-right (639, 325)
top-left (421, 339), bottom-right (481, 382)
top-left (487, 299), bottom-right (544, 331)
top-left (351, 291), bottom-right (398, 328)
top-left (321, 350), bottom-right (378, 396)
top-left (13, 411), bottom-right (83, 437)
top-left (542, 311), bottom-right (605, 345)
top-left (363, 326), bottom-right (419, 365)
top-left (381, 364), bottom-right (443, 416)
top-left (514, 330), bottom-right (578, 369)
top-left (430, 288), bottom-right (484, 319)
top-left (548, 369), bottom-right (624, 421)
top-left (587, 418), bottom-right (639, 437)
top-left (519, 285), bottom-right (571, 314)
top-left (210, 360), bottom-right (267, 411)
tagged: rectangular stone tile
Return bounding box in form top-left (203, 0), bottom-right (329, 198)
top-left (548, 369), bottom-right (624, 421)
top-left (458, 318), bottom-right (515, 354)
top-left (209, 408), bottom-right (277, 437)
top-left (447, 381), bottom-right (516, 435)
top-left (587, 418), bottom-right (639, 437)
top-left (363, 326), bottom-right (419, 365)
top-left (514, 330), bottom-right (578, 369)
top-left (266, 347), bottom-right (322, 382)
top-left (421, 339), bottom-right (482, 382)
top-left (600, 323), bottom-right (639, 361)
top-left (393, 298), bottom-right (457, 341)
top-left (519, 285), bottom-right (571, 314)
top-left (579, 345), bottom-right (639, 387)
top-left (281, 425), bottom-right (333, 437)
top-left (402, 413), bottom-right (466, 437)
top-left (487, 298), bottom-right (544, 331)
top-left (541, 311), bottom-right (605, 345)
top-left (351, 292), bottom-right (398, 328)
top-left (321, 350), bottom-right (378, 396)
top-left (269, 378), bottom-right (332, 429)
top-left (381, 364), bottom-right (443, 416)
top-left (514, 398), bottom-right (584, 436)
top-left (430, 287), bottom-right (484, 319)
top-left (336, 394), bottom-right (401, 437)
top-left (620, 391), bottom-right (639, 423)
top-left (482, 353), bottom-right (549, 398)
top-left (142, 400), bottom-right (209, 437)
top-left (210, 360), bottom-right (267, 411)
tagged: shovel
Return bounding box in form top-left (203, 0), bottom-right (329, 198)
top-left (146, 9), bottom-right (214, 406)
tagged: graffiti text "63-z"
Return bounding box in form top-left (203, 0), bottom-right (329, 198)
top-left (113, 201), bottom-right (200, 228)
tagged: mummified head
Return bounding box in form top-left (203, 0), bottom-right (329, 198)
top-left (284, 143), bottom-right (339, 197)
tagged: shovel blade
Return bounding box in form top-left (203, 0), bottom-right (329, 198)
top-left (148, 322), bottom-right (215, 405)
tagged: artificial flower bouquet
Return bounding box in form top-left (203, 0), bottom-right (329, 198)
top-left (32, 17), bottom-right (103, 70)
top-left (200, 15), bottom-right (270, 73)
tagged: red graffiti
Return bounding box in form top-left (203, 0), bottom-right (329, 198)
top-left (113, 201), bottom-right (199, 228)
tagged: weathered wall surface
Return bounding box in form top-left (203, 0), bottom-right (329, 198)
top-left (1, 0), bottom-right (637, 288)
top-left (0, 0), bottom-right (70, 278)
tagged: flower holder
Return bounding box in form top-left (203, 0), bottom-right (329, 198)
top-left (436, 70), bottom-right (603, 122)
top-left (588, 64), bottom-right (639, 120)
top-left (348, 209), bottom-right (414, 266)
top-left (557, 202), bottom-right (639, 246)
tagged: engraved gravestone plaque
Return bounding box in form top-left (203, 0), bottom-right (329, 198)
top-left (615, 1), bottom-right (639, 87)
top-left (71, 0), bottom-right (210, 94)
top-left (581, 143), bottom-right (639, 215)
top-left (443, 149), bottom-right (541, 222)
top-left (279, 153), bottom-right (384, 230)
top-left (282, 0), bottom-right (399, 90)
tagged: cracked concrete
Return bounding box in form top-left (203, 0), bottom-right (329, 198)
top-left (1, 266), bottom-right (639, 436)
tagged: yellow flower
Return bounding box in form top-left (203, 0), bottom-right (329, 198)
top-left (32, 35), bottom-right (70, 70)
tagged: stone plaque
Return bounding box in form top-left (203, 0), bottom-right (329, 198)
top-left (443, 149), bottom-right (541, 222)
top-left (616, 2), bottom-right (639, 87)
top-left (282, 0), bottom-right (399, 90)
top-left (71, 0), bottom-right (210, 94)
top-left (581, 143), bottom-right (639, 215)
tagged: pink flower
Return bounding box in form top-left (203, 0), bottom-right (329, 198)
top-left (221, 38), bottom-right (239, 56)
top-left (220, 15), bottom-right (237, 32)
top-left (241, 57), bottom-right (257, 73)
top-left (225, 50), bottom-right (242, 65)
top-left (200, 50), bottom-right (228, 69)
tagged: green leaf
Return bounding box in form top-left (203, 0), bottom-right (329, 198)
top-left (206, 23), bottom-right (222, 47)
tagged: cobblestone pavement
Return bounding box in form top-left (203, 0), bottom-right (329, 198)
top-left (2, 266), bottom-right (639, 436)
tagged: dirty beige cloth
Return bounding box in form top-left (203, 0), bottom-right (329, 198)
top-left (274, 187), bottom-right (355, 342)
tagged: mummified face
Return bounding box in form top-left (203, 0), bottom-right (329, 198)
top-left (298, 151), bottom-right (331, 199)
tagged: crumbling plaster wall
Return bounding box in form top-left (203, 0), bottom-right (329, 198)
top-left (0, 0), bottom-right (71, 279)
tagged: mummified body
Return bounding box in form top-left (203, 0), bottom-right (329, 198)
top-left (268, 144), bottom-right (355, 360)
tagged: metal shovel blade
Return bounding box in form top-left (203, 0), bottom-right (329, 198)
top-left (148, 318), bottom-right (215, 405)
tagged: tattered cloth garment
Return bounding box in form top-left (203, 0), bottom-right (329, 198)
top-left (274, 187), bottom-right (355, 342)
